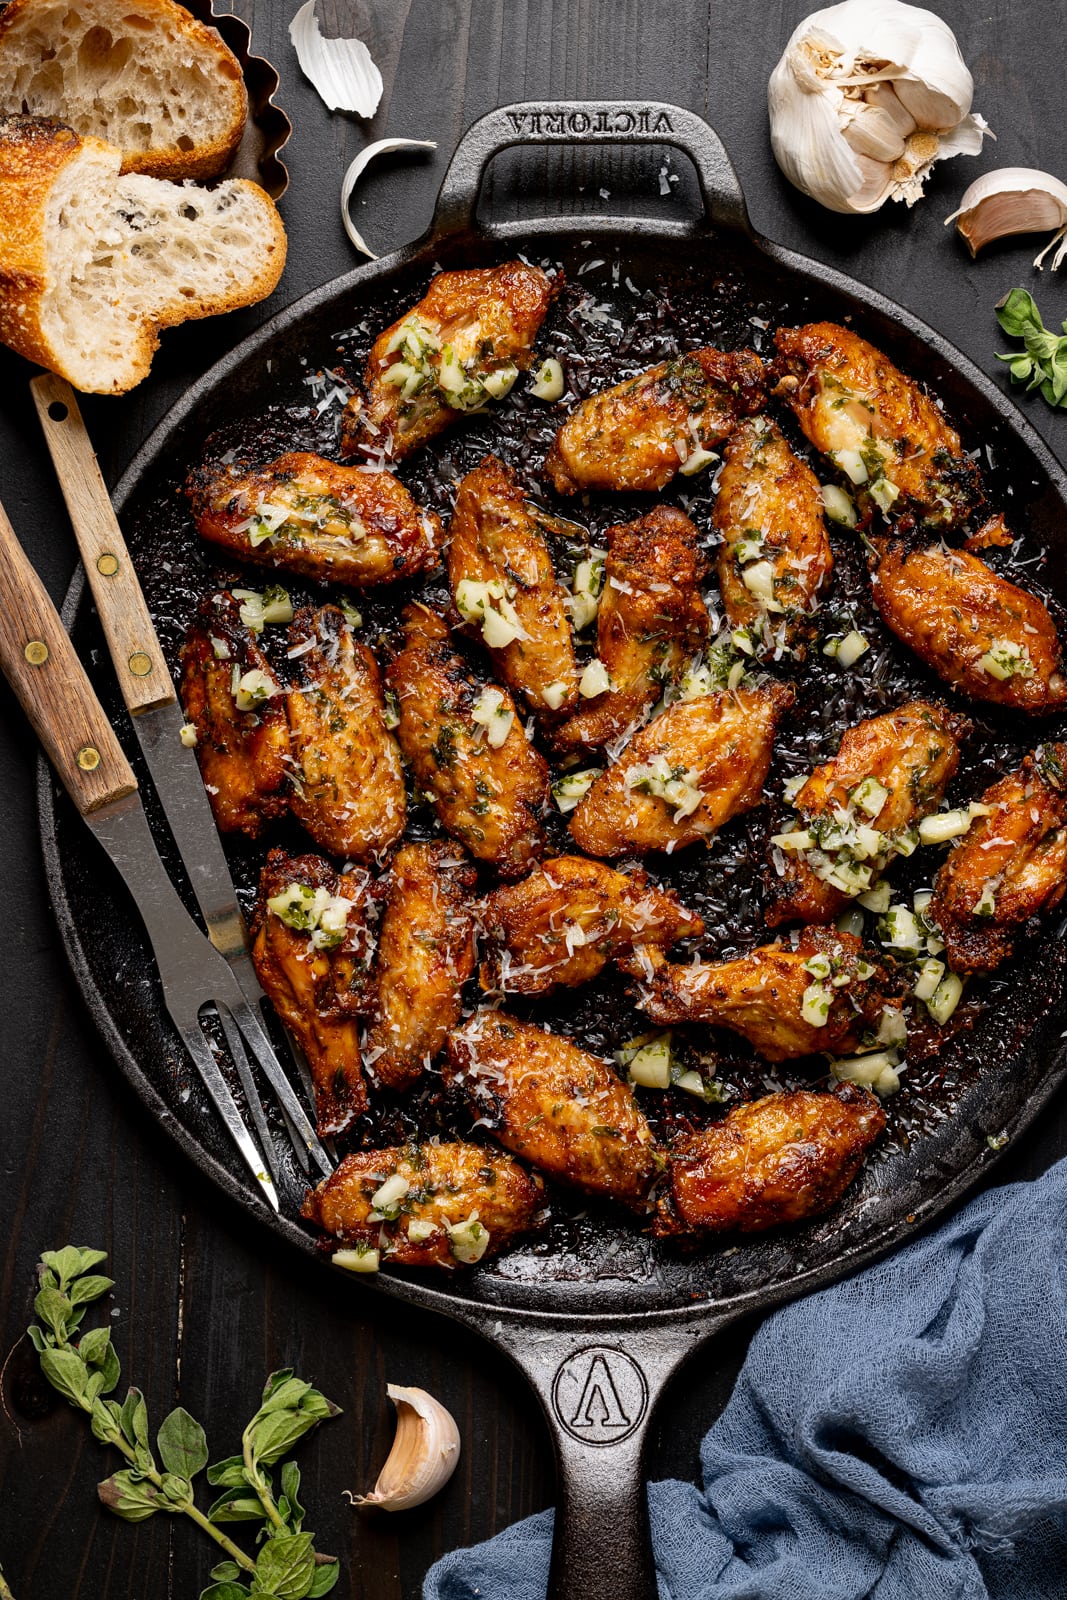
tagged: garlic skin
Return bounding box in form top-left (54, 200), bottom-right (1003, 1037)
top-left (341, 138), bottom-right (438, 258)
top-left (349, 1385), bottom-right (460, 1512)
top-left (945, 169), bottom-right (1067, 271)
top-left (768, 0), bottom-right (991, 215)
top-left (290, 0), bottom-right (383, 118)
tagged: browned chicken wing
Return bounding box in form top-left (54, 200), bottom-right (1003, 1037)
top-left (641, 927), bottom-right (898, 1062)
top-left (928, 743), bottom-right (1067, 973)
top-left (713, 415), bottom-right (833, 660)
top-left (658, 1084), bottom-right (885, 1236)
top-left (285, 605), bottom-right (406, 861)
top-left (448, 456), bottom-right (580, 715)
top-left (303, 1142), bottom-right (544, 1269)
top-left (569, 683), bottom-right (794, 858)
top-left (766, 700), bottom-right (970, 928)
top-left (774, 321), bottom-right (984, 529)
top-left (251, 849), bottom-right (375, 1137)
top-left (185, 451), bottom-right (442, 588)
top-left (445, 1011), bottom-right (658, 1208)
top-left (869, 538), bottom-right (1067, 714)
top-left (479, 855), bottom-right (704, 996)
top-left (341, 261), bottom-right (554, 460)
top-left (386, 605), bottom-right (550, 876)
top-left (179, 591), bottom-right (290, 838)
top-left (544, 346), bottom-right (766, 494)
top-left (554, 506), bottom-right (710, 752)
top-left (364, 843), bottom-right (477, 1090)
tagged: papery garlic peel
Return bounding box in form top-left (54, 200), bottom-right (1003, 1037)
top-left (768, 0), bottom-right (991, 215)
top-left (945, 169), bottom-right (1067, 271)
top-left (341, 139), bottom-right (438, 258)
top-left (290, 0), bottom-right (383, 118)
top-left (349, 1385), bottom-right (460, 1511)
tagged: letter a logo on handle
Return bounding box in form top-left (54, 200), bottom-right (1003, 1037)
top-left (568, 1353), bottom-right (632, 1431)
top-left (552, 1346), bottom-right (649, 1445)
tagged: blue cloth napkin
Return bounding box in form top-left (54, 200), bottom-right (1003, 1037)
top-left (425, 1158), bottom-right (1067, 1600)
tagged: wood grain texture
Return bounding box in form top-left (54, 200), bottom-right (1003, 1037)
top-left (1, 2), bottom-right (1066, 1596)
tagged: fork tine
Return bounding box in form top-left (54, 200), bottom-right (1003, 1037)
top-left (214, 1005), bottom-right (294, 1184)
top-left (222, 994), bottom-right (334, 1178)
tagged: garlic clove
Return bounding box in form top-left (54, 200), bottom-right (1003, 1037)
top-left (945, 167), bottom-right (1067, 267)
top-left (349, 1385), bottom-right (461, 1512)
top-left (842, 102), bottom-right (910, 164)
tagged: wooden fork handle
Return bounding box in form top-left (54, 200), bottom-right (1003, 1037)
top-left (31, 374), bottom-right (174, 715)
top-left (0, 493), bottom-right (137, 814)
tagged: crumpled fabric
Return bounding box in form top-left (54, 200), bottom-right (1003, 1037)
top-left (425, 1158), bottom-right (1067, 1599)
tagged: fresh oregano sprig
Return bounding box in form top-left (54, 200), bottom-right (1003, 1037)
top-left (27, 1247), bottom-right (340, 1600)
top-left (995, 288), bottom-right (1067, 409)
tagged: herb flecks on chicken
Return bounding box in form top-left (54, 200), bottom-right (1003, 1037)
top-left (657, 1084), bottom-right (886, 1236)
top-left (544, 346), bottom-right (766, 494)
top-left (185, 451), bottom-right (442, 588)
top-left (774, 321), bottom-right (985, 529)
top-left (303, 1142), bottom-right (544, 1268)
top-left (445, 1011), bottom-right (658, 1208)
top-left (251, 849), bottom-right (375, 1138)
top-left (341, 261), bottom-right (554, 460)
top-left (928, 743), bottom-right (1067, 973)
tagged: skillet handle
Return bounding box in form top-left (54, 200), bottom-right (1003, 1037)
top-left (431, 100), bottom-right (749, 240)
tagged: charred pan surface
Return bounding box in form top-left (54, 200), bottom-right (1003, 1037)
top-left (929, 743), bottom-right (1067, 973)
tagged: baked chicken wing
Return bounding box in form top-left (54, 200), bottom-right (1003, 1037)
top-left (448, 456), bottom-right (580, 715)
top-left (303, 1142), bottom-right (544, 1269)
top-left (658, 1084), bottom-right (885, 1236)
top-left (251, 849), bottom-right (375, 1137)
top-left (479, 855), bottom-right (704, 996)
top-left (554, 506), bottom-right (710, 752)
top-left (766, 700), bottom-right (969, 928)
top-left (364, 842), bottom-right (477, 1090)
top-left (641, 927), bottom-right (898, 1062)
top-left (569, 682), bottom-right (794, 858)
top-left (713, 415), bottom-right (833, 660)
top-left (285, 605), bottom-right (406, 861)
top-left (185, 451), bottom-right (442, 588)
top-left (928, 743), bottom-right (1067, 973)
top-left (341, 260), bottom-right (554, 460)
top-left (869, 539), bottom-right (1067, 714)
top-left (386, 605), bottom-right (549, 876)
top-left (179, 591), bottom-right (290, 838)
top-left (445, 1011), bottom-right (658, 1208)
top-left (774, 321), bottom-right (984, 529)
top-left (544, 346), bottom-right (766, 494)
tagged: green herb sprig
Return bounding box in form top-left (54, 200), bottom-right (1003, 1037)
top-left (995, 289), bottom-right (1067, 409)
top-left (27, 1246), bottom-right (340, 1600)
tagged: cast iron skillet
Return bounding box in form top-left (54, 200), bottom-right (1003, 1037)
top-left (40, 105), bottom-right (1067, 1599)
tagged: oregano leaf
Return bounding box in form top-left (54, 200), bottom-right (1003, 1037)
top-left (307, 1563), bottom-right (339, 1598)
top-left (39, 1346), bottom-right (87, 1405)
top-left (210, 1563), bottom-right (243, 1582)
top-left (69, 1274), bottom-right (115, 1306)
top-left (200, 1585), bottom-right (251, 1600)
top-left (41, 1246), bottom-right (88, 1288)
top-left (158, 1407), bottom-right (209, 1480)
top-left (280, 1462), bottom-right (304, 1532)
top-left (255, 1533), bottom-right (315, 1600)
top-left (98, 1469), bottom-right (161, 1522)
top-left (34, 1286), bottom-right (73, 1340)
top-left (207, 1455), bottom-right (249, 1489)
top-left (90, 1398), bottom-right (123, 1445)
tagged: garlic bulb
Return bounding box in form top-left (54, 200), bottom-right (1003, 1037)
top-left (348, 1385), bottom-right (460, 1511)
top-left (945, 169), bottom-right (1067, 271)
top-left (768, 0), bottom-right (991, 215)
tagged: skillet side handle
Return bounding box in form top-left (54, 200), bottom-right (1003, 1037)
top-left (431, 100), bottom-right (749, 241)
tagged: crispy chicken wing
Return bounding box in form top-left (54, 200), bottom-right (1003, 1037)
top-left (185, 451), bottom-right (442, 588)
top-left (713, 415), bottom-right (833, 659)
top-left (766, 700), bottom-right (970, 928)
top-left (774, 321), bottom-right (984, 528)
top-left (179, 591), bottom-right (290, 838)
top-left (554, 506), bottom-right (711, 752)
top-left (285, 605), bottom-right (406, 861)
top-left (341, 261), bottom-right (554, 460)
top-left (251, 849), bottom-right (375, 1137)
top-left (448, 456), bottom-right (580, 715)
top-left (569, 683), bottom-right (794, 858)
top-left (303, 1142), bottom-right (544, 1269)
top-left (479, 855), bottom-right (703, 996)
top-left (386, 605), bottom-right (549, 876)
top-left (544, 347), bottom-right (766, 494)
top-left (641, 927), bottom-right (898, 1062)
top-left (869, 538), bottom-right (1067, 714)
top-left (364, 842), bottom-right (477, 1090)
top-left (658, 1084), bottom-right (885, 1236)
top-left (928, 743), bottom-right (1067, 973)
top-left (445, 1011), bottom-right (658, 1208)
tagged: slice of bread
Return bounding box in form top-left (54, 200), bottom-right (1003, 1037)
top-left (0, 115), bottom-right (286, 393)
top-left (0, 0), bottom-right (247, 179)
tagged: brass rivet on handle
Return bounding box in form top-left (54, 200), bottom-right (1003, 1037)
top-left (97, 552), bottom-right (120, 577)
top-left (128, 651), bottom-right (153, 677)
top-left (76, 745), bottom-right (101, 772)
top-left (24, 639), bottom-right (49, 666)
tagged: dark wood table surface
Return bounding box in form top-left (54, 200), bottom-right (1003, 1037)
top-left (2, 2), bottom-right (1066, 1595)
